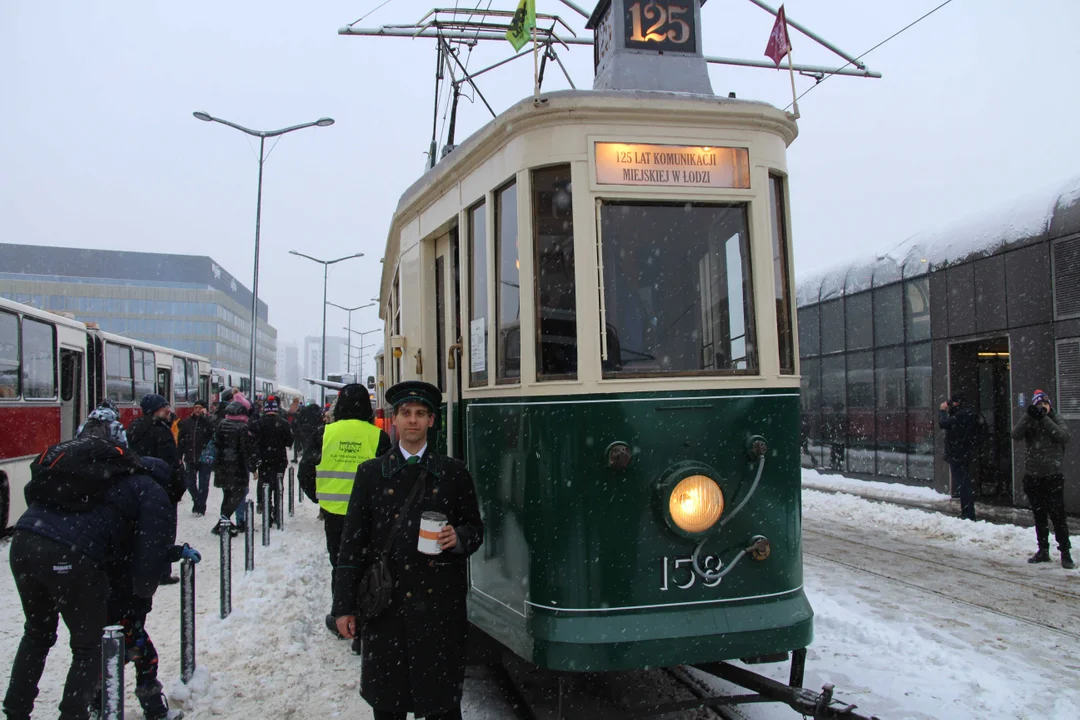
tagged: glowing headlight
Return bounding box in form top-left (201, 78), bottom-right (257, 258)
top-left (668, 475), bottom-right (724, 534)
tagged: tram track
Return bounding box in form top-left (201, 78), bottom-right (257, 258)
top-left (803, 529), bottom-right (1080, 642)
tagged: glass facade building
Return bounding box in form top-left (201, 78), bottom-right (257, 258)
top-left (0, 243), bottom-right (276, 376)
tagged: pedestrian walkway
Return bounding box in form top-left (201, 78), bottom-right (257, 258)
top-left (801, 468), bottom-right (1080, 529)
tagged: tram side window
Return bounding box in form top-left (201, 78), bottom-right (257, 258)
top-left (533, 165), bottom-right (577, 379)
top-left (134, 350), bottom-right (154, 400)
top-left (496, 181), bottom-right (520, 383)
top-left (188, 361), bottom-right (200, 402)
top-left (106, 344), bottom-right (135, 402)
top-left (468, 200), bottom-right (489, 387)
top-left (0, 311), bottom-right (20, 398)
top-left (600, 202), bottom-right (756, 376)
top-left (769, 174), bottom-right (795, 374)
top-left (173, 356), bottom-right (186, 404)
top-left (22, 319), bottom-right (56, 399)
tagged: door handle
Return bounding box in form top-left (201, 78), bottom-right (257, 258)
top-left (447, 342), bottom-right (462, 370)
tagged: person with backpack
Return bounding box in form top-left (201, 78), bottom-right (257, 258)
top-left (77, 399), bottom-right (128, 447)
top-left (177, 399), bottom-right (215, 517)
top-left (212, 399), bottom-right (257, 536)
top-left (254, 396), bottom-right (293, 522)
top-left (1012, 389), bottom-right (1074, 569)
top-left (3, 426), bottom-right (179, 720)
top-left (938, 391), bottom-right (987, 521)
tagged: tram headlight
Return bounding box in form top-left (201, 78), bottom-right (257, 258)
top-left (668, 475), bottom-right (724, 534)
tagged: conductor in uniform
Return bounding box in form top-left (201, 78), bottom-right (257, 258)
top-left (333, 380), bottom-right (483, 720)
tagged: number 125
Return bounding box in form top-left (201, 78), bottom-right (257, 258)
top-left (629, 1), bottom-right (691, 44)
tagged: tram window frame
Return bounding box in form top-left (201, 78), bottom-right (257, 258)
top-left (769, 173), bottom-right (796, 375)
top-left (599, 200), bottom-right (758, 378)
top-left (21, 318), bottom-right (57, 400)
top-left (105, 343), bottom-right (135, 403)
top-left (495, 179), bottom-right (521, 384)
top-left (468, 199), bottom-right (489, 387)
top-left (133, 350), bottom-right (155, 400)
top-left (533, 164), bottom-right (578, 381)
top-left (188, 360), bottom-right (200, 402)
top-left (173, 356), bottom-right (186, 404)
top-left (0, 311), bottom-right (20, 399)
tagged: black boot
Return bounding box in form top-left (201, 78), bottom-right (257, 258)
top-left (1063, 551), bottom-right (1075, 570)
top-left (1028, 549), bottom-right (1051, 563)
top-left (136, 680), bottom-right (183, 719)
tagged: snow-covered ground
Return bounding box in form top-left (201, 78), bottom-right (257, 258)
top-left (2, 473), bottom-right (1078, 719)
top-left (801, 467), bottom-right (949, 503)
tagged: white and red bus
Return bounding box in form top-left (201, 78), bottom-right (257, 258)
top-left (209, 366), bottom-right (277, 405)
top-left (0, 296), bottom-right (211, 532)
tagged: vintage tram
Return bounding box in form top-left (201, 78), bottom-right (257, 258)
top-left (0, 296), bottom-right (212, 531)
top-left (374, 80), bottom-right (812, 678)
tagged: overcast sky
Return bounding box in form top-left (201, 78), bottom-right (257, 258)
top-left (3, 0), bottom-right (1077, 372)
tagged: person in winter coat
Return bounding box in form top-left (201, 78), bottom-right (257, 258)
top-left (254, 396), bottom-right (294, 522)
top-left (299, 384), bottom-right (391, 638)
top-left (129, 393), bottom-right (186, 584)
top-left (333, 381), bottom-right (483, 720)
top-left (295, 402), bottom-right (324, 458)
top-left (3, 429), bottom-right (178, 720)
top-left (177, 399), bottom-right (215, 516)
top-left (212, 399), bottom-right (256, 535)
top-left (77, 399), bottom-right (128, 447)
top-left (938, 392), bottom-right (987, 521)
top-left (1012, 389), bottom-right (1074, 569)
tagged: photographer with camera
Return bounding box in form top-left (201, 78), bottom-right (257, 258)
top-left (1012, 389), bottom-right (1073, 569)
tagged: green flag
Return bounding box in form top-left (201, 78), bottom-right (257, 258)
top-left (505, 0), bottom-right (536, 52)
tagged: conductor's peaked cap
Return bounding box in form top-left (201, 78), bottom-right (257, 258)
top-left (386, 380), bottom-right (440, 413)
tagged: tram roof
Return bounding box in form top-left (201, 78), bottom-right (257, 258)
top-left (380, 89), bottom-right (797, 306)
top-left (96, 329), bottom-right (208, 362)
top-left (795, 174), bottom-right (1080, 307)
top-left (0, 295), bottom-right (87, 330)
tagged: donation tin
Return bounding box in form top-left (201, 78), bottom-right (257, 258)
top-left (417, 511), bottom-right (448, 555)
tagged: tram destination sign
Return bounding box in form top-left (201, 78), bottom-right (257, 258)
top-left (595, 143), bottom-right (750, 189)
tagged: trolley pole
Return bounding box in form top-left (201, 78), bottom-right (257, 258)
top-left (288, 466), bottom-right (296, 516)
top-left (245, 499), bottom-right (256, 572)
top-left (101, 625), bottom-right (125, 719)
top-left (180, 558), bottom-right (196, 684)
top-left (261, 483), bottom-right (271, 546)
top-left (219, 518), bottom-right (232, 619)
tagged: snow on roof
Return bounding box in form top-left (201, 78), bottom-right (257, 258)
top-left (796, 175), bottom-right (1080, 307)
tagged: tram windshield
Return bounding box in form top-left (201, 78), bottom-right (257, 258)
top-left (601, 201), bottom-right (756, 376)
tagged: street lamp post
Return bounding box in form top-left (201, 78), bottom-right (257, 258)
top-left (289, 251), bottom-right (364, 403)
top-left (327, 302), bottom-right (375, 375)
top-left (343, 327), bottom-right (383, 382)
top-left (193, 111), bottom-right (334, 389)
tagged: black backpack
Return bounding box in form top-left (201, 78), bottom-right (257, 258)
top-left (26, 435), bottom-right (143, 512)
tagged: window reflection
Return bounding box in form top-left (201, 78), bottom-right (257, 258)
top-left (468, 201), bottom-right (488, 387)
top-left (496, 182), bottom-right (520, 383)
top-left (601, 202), bottom-right (756, 376)
top-left (533, 166), bottom-right (577, 379)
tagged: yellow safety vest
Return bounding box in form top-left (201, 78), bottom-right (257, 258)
top-left (314, 419), bottom-right (382, 515)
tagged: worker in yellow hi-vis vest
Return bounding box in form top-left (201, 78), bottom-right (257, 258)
top-left (298, 383), bottom-right (391, 638)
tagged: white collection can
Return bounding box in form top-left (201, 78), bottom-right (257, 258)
top-left (417, 511), bottom-right (448, 555)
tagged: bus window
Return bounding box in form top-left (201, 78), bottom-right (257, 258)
top-left (0, 311), bottom-right (19, 398)
top-left (187, 360), bottom-right (200, 402)
top-left (106, 344), bottom-right (135, 402)
top-left (134, 350), bottom-right (154, 399)
top-left (200, 374), bottom-right (210, 403)
top-left (173, 357), bottom-right (186, 404)
top-left (22, 319), bottom-right (57, 399)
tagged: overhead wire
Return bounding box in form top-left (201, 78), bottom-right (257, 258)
top-left (348, 0), bottom-right (399, 27)
top-left (785, 0), bottom-right (959, 110)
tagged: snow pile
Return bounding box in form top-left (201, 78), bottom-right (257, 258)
top-left (801, 467), bottom-right (949, 503)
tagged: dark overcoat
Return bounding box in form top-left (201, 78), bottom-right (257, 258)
top-left (332, 447), bottom-right (483, 717)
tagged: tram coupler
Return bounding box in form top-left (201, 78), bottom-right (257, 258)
top-left (693, 661), bottom-right (880, 720)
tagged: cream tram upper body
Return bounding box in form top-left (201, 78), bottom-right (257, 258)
top-left (377, 90), bottom-right (800, 414)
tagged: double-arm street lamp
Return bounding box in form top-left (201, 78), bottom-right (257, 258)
top-left (343, 326), bottom-right (383, 381)
top-left (289, 251), bottom-right (364, 403)
top-left (193, 111), bottom-right (334, 388)
top-left (327, 302), bottom-right (375, 375)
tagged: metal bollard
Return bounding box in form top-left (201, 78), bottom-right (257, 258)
top-left (245, 499), bottom-right (255, 572)
top-left (180, 558), bottom-right (196, 683)
top-left (261, 482), bottom-right (271, 547)
top-left (288, 466), bottom-right (296, 516)
top-left (101, 624), bottom-right (125, 719)
top-left (219, 517), bottom-right (232, 619)
top-left (275, 473), bottom-right (285, 530)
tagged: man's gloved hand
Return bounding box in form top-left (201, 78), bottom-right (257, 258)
top-left (169, 543), bottom-right (202, 563)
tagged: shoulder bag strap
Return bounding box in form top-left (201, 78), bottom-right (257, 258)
top-left (379, 468), bottom-right (428, 556)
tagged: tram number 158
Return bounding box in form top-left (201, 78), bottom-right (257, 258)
top-left (628, 2), bottom-right (692, 45)
top-left (660, 555), bottom-right (722, 590)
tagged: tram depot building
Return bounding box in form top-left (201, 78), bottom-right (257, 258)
top-left (797, 179), bottom-right (1080, 513)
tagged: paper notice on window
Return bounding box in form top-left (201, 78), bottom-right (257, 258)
top-left (470, 318), bottom-right (486, 373)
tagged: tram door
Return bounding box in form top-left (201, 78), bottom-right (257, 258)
top-left (948, 337), bottom-right (1013, 502)
top-left (157, 368), bottom-right (171, 404)
top-left (434, 228), bottom-right (463, 458)
top-left (60, 349), bottom-right (83, 440)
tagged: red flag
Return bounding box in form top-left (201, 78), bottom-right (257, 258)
top-left (764, 5), bottom-right (792, 67)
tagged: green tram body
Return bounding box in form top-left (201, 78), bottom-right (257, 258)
top-left (377, 90), bottom-right (812, 672)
